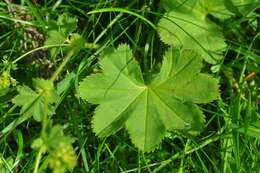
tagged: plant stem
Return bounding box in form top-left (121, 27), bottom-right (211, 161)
top-left (152, 133), bottom-right (229, 173)
top-left (32, 48), bottom-right (76, 172)
top-left (33, 146), bottom-right (45, 173)
top-left (50, 49), bottom-right (75, 82)
top-left (12, 44), bottom-right (69, 64)
top-left (87, 8), bottom-right (157, 31)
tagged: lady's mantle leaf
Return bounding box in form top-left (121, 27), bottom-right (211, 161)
top-left (158, 0), bottom-right (227, 64)
top-left (78, 44), bottom-right (219, 151)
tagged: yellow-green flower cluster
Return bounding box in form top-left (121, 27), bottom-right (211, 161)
top-left (0, 71), bottom-right (16, 89)
top-left (49, 143), bottom-right (77, 173)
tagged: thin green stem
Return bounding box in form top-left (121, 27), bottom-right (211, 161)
top-left (33, 90), bottom-right (50, 172)
top-left (50, 49), bottom-right (75, 82)
top-left (152, 133), bottom-right (230, 173)
top-left (12, 43), bottom-right (98, 64)
top-left (0, 105), bottom-right (17, 124)
top-left (33, 146), bottom-right (45, 173)
top-left (87, 8), bottom-right (157, 31)
top-left (41, 91), bottom-right (49, 137)
top-left (12, 44), bottom-right (69, 64)
top-left (93, 12), bottom-right (123, 45)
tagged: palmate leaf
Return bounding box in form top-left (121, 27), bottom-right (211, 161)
top-left (158, 0), bottom-right (227, 64)
top-left (78, 44), bottom-right (219, 151)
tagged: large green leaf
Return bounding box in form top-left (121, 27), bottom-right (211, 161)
top-left (78, 44), bottom-right (219, 151)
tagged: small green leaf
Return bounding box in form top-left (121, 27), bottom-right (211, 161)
top-left (57, 13), bottom-right (78, 35)
top-left (45, 13), bottom-right (79, 57)
top-left (44, 30), bottom-right (66, 57)
top-left (69, 33), bottom-right (85, 53)
top-left (78, 45), bottom-right (219, 151)
top-left (13, 79), bottom-right (59, 122)
top-left (46, 125), bottom-right (75, 149)
top-left (34, 78), bottom-right (59, 103)
top-left (31, 137), bottom-right (44, 149)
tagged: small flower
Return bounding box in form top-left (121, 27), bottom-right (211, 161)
top-left (49, 143), bottom-right (77, 173)
top-left (0, 71), bottom-right (17, 89)
top-left (0, 72), bottom-right (11, 88)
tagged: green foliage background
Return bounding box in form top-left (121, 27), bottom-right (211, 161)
top-left (0, 0), bottom-right (259, 172)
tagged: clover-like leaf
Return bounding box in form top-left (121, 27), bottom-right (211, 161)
top-left (78, 44), bottom-right (219, 151)
top-left (158, 0), bottom-right (227, 64)
top-left (13, 79), bottom-right (59, 122)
